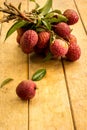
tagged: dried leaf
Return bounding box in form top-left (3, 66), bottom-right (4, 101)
top-left (18, 3), bottom-right (22, 10)
top-left (32, 69), bottom-right (46, 81)
top-left (0, 78), bottom-right (13, 88)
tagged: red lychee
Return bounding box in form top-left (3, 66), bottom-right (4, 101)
top-left (36, 31), bottom-right (50, 49)
top-left (67, 34), bottom-right (77, 44)
top-left (54, 22), bottom-right (71, 39)
top-left (34, 45), bottom-right (45, 56)
top-left (63, 9), bottom-right (79, 25)
top-left (66, 43), bottom-right (81, 61)
top-left (20, 30), bottom-right (38, 54)
top-left (50, 39), bottom-right (68, 58)
top-left (16, 35), bottom-right (21, 44)
top-left (16, 80), bottom-right (36, 100)
top-left (16, 28), bottom-right (26, 44)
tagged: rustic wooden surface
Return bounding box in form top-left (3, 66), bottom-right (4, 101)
top-left (0, 0), bottom-right (87, 130)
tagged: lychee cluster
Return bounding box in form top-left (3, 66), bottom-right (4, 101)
top-left (0, 2), bottom-right (81, 102)
top-left (16, 9), bottom-right (81, 62)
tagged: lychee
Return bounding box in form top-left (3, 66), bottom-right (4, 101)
top-left (66, 43), bottom-right (81, 61)
top-left (34, 45), bottom-right (45, 56)
top-left (36, 31), bottom-right (50, 48)
top-left (16, 80), bottom-right (36, 100)
top-left (34, 43), bottom-right (50, 57)
top-left (54, 22), bottom-right (71, 39)
top-left (16, 34), bottom-right (21, 44)
top-left (20, 30), bottom-right (38, 54)
top-left (67, 34), bottom-right (77, 44)
top-left (16, 28), bottom-right (26, 44)
top-left (63, 9), bottom-right (79, 25)
top-left (50, 39), bottom-right (68, 58)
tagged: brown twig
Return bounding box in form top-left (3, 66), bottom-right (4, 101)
top-left (0, 2), bottom-right (35, 23)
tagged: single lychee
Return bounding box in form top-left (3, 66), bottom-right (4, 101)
top-left (54, 22), bottom-right (71, 39)
top-left (67, 34), bottom-right (77, 44)
top-left (36, 31), bottom-right (50, 48)
top-left (16, 34), bottom-right (21, 44)
top-left (63, 9), bottom-right (79, 25)
top-left (34, 43), bottom-right (50, 57)
top-left (16, 80), bottom-right (36, 100)
top-left (66, 43), bottom-right (81, 61)
top-left (50, 39), bottom-right (68, 58)
top-left (20, 30), bottom-right (38, 54)
top-left (16, 28), bottom-right (26, 44)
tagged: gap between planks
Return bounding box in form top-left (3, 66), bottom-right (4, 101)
top-left (61, 58), bottom-right (77, 130)
top-left (73, 0), bottom-right (87, 35)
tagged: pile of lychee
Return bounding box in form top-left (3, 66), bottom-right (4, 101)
top-left (16, 9), bottom-right (81, 101)
top-left (17, 9), bottom-right (81, 62)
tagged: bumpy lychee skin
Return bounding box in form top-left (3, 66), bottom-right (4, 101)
top-left (66, 43), bottom-right (81, 61)
top-left (50, 39), bottom-right (68, 58)
top-left (20, 30), bottom-right (38, 54)
top-left (63, 9), bottom-right (79, 25)
top-left (54, 22), bottom-right (71, 39)
top-left (16, 80), bottom-right (36, 100)
top-left (67, 34), bottom-right (77, 44)
top-left (37, 31), bottom-right (50, 49)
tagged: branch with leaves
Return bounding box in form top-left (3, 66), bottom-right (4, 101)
top-left (0, 2), bottom-right (35, 23)
top-left (0, 0), bottom-right (68, 40)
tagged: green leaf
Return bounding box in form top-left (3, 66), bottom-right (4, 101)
top-left (57, 14), bottom-right (68, 23)
top-left (29, 0), bottom-right (35, 2)
top-left (36, 27), bottom-right (45, 32)
top-left (5, 20), bottom-right (28, 40)
top-left (45, 10), bottom-right (62, 19)
top-left (45, 14), bottom-right (68, 24)
top-left (43, 52), bottom-right (52, 61)
top-left (48, 17), bottom-right (59, 23)
top-left (51, 9), bottom-right (62, 14)
top-left (32, 69), bottom-right (46, 81)
top-left (30, 0), bottom-right (40, 9)
top-left (36, 17), bottom-right (42, 27)
top-left (0, 78), bottom-right (13, 88)
top-left (45, 12), bottom-right (54, 19)
top-left (42, 19), bottom-right (51, 30)
top-left (38, 0), bottom-right (52, 15)
top-left (44, 13), bottom-right (68, 25)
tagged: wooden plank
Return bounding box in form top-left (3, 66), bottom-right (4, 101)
top-left (0, 0), bottom-right (28, 130)
top-left (54, 0), bottom-right (87, 130)
top-left (29, 57), bottom-right (74, 130)
top-left (74, 0), bottom-right (87, 34)
top-left (29, 0), bottom-right (74, 130)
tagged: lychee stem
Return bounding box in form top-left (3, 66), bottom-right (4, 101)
top-left (0, 2), bottom-right (34, 23)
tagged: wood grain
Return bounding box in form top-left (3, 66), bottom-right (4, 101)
top-left (55, 0), bottom-right (87, 130)
top-left (29, 0), bottom-right (74, 130)
top-left (0, 0), bottom-right (87, 130)
top-left (74, 0), bottom-right (87, 34)
top-left (0, 0), bottom-right (28, 130)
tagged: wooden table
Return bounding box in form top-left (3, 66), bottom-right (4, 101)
top-left (0, 0), bottom-right (87, 130)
